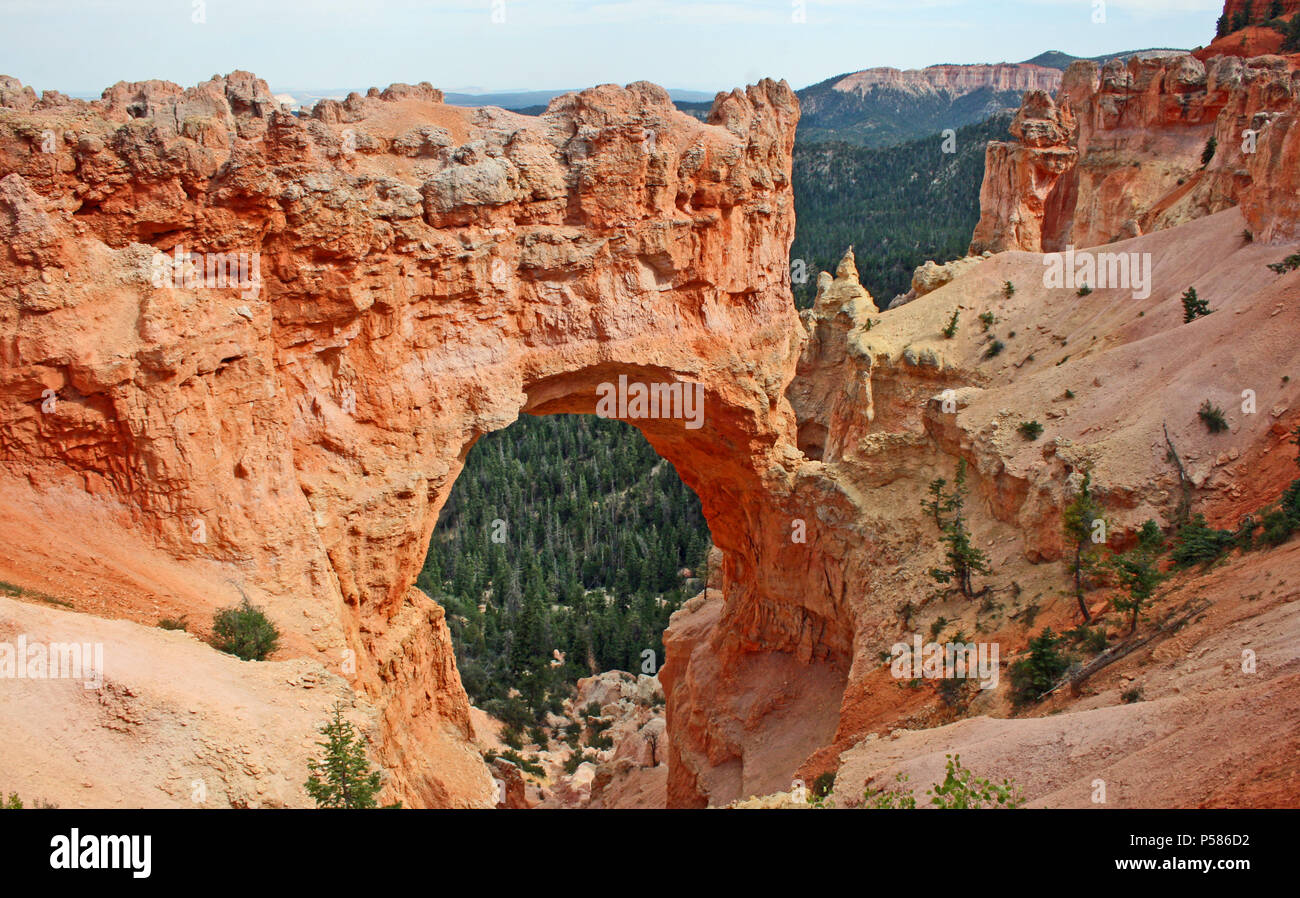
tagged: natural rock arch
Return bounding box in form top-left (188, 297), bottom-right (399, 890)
top-left (0, 71), bottom-right (856, 806)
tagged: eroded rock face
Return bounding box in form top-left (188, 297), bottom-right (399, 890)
top-left (0, 70), bottom-right (863, 807)
top-left (970, 89), bottom-right (1078, 254)
top-left (972, 52), bottom-right (1300, 252)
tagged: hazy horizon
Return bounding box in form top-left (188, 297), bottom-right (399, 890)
top-left (2, 0), bottom-right (1222, 98)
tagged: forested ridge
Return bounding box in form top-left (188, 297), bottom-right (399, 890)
top-left (791, 113), bottom-right (1011, 307)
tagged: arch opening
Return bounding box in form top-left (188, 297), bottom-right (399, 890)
top-left (421, 411), bottom-right (710, 806)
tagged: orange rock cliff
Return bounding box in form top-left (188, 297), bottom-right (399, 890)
top-left (972, 51), bottom-right (1300, 253)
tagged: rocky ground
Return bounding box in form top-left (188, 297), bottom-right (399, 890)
top-left (741, 538), bottom-right (1300, 808)
top-left (473, 671), bottom-right (669, 809)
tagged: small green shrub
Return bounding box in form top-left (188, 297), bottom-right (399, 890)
top-left (1009, 628), bottom-right (1070, 705)
top-left (984, 339), bottom-right (1005, 359)
top-left (1258, 478), bottom-right (1300, 546)
top-left (1201, 134), bottom-right (1217, 167)
top-left (979, 311), bottom-right (995, 332)
top-left (942, 309), bottom-right (959, 339)
top-left (1018, 420), bottom-right (1044, 441)
top-left (563, 751), bottom-right (598, 775)
top-left (1121, 686), bottom-right (1144, 704)
top-left (1002, 281), bottom-right (1015, 298)
top-left (1198, 400), bottom-right (1228, 434)
top-left (1170, 514), bottom-right (1235, 568)
top-left (938, 676), bottom-right (974, 709)
top-left (927, 754), bottom-right (1025, 808)
top-left (863, 772), bottom-right (917, 809)
top-left (501, 725), bottom-right (524, 750)
top-left (1076, 284), bottom-right (1093, 296)
top-left (811, 771), bottom-right (836, 800)
top-left (211, 598), bottom-right (279, 661)
top-left (1268, 252), bottom-right (1300, 274)
top-left (0, 792), bottom-right (58, 809)
top-left (499, 749), bottom-right (544, 776)
top-left (1068, 624), bottom-right (1109, 654)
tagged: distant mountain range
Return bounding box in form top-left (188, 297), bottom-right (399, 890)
top-left (1022, 48), bottom-right (1187, 70)
top-left (789, 49), bottom-right (1185, 147)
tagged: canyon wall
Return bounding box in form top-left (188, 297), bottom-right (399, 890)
top-left (972, 51), bottom-right (1300, 253)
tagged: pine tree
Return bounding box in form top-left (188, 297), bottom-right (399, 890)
top-left (1111, 520), bottom-right (1165, 633)
top-left (1008, 628), bottom-right (1070, 705)
top-left (1061, 470), bottom-right (1105, 622)
top-left (926, 460), bottom-right (990, 599)
top-left (304, 703), bottom-right (391, 809)
top-left (1171, 514), bottom-right (1235, 567)
top-left (1231, 1), bottom-right (1251, 30)
top-left (942, 309), bottom-right (959, 339)
top-left (921, 476), bottom-right (951, 528)
top-left (1181, 286), bottom-right (1211, 322)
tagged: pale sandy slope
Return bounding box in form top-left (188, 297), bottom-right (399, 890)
top-left (0, 595), bottom-right (368, 808)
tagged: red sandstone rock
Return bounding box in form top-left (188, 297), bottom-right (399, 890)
top-left (1197, 24), bottom-right (1289, 60)
top-left (972, 51), bottom-right (1300, 252)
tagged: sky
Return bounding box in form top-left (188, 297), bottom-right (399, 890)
top-left (1, 0), bottom-right (1224, 96)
